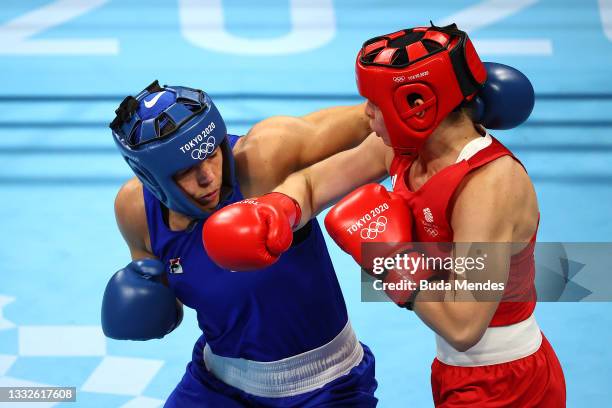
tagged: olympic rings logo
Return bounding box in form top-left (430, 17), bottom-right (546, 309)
top-left (190, 136), bottom-right (216, 160)
top-left (423, 225), bottom-right (439, 237)
top-left (392, 76), bottom-right (405, 83)
top-left (360, 216), bottom-right (388, 240)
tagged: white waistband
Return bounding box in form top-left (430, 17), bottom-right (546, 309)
top-left (203, 320), bottom-right (364, 398)
top-left (436, 314), bottom-right (542, 367)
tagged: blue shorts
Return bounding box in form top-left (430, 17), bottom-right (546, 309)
top-left (164, 336), bottom-right (378, 407)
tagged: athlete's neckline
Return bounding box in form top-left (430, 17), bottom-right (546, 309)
top-left (401, 133), bottom-right (492, 193)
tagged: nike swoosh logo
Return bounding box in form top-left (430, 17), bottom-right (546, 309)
top-left (143, 91), bottom-right (165, 108)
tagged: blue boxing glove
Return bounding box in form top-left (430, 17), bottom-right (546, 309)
top-left (101, 259), bottom-right (183, 340)
top-left (471, 62), bottom-right (535, 130)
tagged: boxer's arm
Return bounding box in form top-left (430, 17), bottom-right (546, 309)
top-left (109, 177), bottom-right (183, 340)
top-left (413, 157), bottom-right (533, 351)
top-left (274, 133), bottom-right (394, 228)
top-left (114, 178), bottom-right (181, 299)
top-left (114, 178), bottom-right (155, 260)
top-left (235, 104), bottom-right (372, 196)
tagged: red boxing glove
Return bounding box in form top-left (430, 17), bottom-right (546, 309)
top-left (382, 252), bottom-right (437, 309)
top-left (324, 184), bottom-right (414, 270)
top-left (202, 192), bottom-right (301, 271)
top-left (380, 242), bottom-right (453, 309)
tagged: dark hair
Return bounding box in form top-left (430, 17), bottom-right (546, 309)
top-left (446, 100), bottom-right (476, 123)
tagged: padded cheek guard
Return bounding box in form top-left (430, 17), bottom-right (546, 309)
top-left (356, 23), bottom-right (487, 155)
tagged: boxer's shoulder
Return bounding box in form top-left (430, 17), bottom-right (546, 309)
top-left (451, 155), bottom-right (537, 239)
top-left (468, 154), bottom-right (525, 183)
top-left (234, 116), bottom-right (311, 156)
top-left (115, 177), bottom-right (145, 217)
top-left (249, 115), bottom-right (311, 137)
top-left (233, 116), bottom-right (314, 195)
top-left (115, 177), bottom-right (151, 255)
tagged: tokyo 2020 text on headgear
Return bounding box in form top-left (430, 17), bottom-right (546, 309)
top-left (356, 23), bottom-right (487, 154)
top-left (110, 80), bottom-right (235, 219)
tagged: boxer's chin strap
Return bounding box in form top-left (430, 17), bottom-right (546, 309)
top-left (394, 147), bottom-right (418, 157)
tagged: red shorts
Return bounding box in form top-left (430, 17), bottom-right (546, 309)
top-left (431, 335), bottom-right (566, 407)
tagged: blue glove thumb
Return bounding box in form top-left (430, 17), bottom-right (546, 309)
top-left (471, 62), bottom-right (535, 130)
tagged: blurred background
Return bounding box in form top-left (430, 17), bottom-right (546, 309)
top-left (0, 0), bottom-right (611, 406)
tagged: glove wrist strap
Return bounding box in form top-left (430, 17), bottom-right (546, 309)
top-left (259, 192), bottom-right (302, 230)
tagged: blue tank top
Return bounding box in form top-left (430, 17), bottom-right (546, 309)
top-left (143, 134), bottom-right (348, 361)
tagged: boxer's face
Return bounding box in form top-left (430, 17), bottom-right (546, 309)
top-left (365, 98), bottom-right (426, 147)
top-left (365, 100), bottom-right (391, 145)
top-left (174, 146), bottom-right (223, 212)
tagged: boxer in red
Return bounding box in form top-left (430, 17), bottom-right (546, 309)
top-left (205, 23), bottom-right (566, 407)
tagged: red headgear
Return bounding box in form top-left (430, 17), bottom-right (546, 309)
top-left (356, 23), bottom-right (487, 154)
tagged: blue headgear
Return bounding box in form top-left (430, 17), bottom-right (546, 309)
top-left (110, 80), bottom-right (235, 219)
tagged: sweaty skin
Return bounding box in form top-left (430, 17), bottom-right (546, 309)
top-left (274, 100), bottom-right (539, 351)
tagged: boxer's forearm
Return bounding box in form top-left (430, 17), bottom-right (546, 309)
top-left (274, 172), bottom-right (315, 229)
top-left (274, 133), bottom-right (390, 228)
top-left (298, 103), bottom-right (372, 167)
top-left (412, 242), bottom-right (509, 351)
top-left (413, 300), bottom-right (498, 352)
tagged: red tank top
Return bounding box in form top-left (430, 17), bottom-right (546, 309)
top-left (389, 136), bottom-right (536, 326)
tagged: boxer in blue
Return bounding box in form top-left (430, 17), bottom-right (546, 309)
top-left (102, 81), bottom-right (377, 406)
